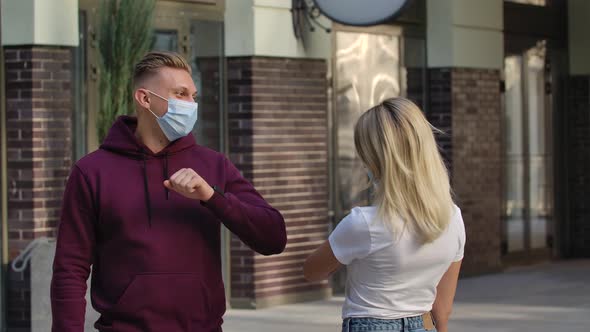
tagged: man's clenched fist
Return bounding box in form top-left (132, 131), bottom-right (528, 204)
top-left (164, 168), bottom-right (214, 202)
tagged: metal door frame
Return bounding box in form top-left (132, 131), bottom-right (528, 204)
top-left (0, 2), bottom-right (7, 328)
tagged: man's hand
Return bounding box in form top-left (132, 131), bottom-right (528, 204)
top-left (164, 168), bottom-right (214, 202)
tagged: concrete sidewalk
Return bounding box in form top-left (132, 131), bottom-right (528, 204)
top-left (222, 260), bottom-right (590, 332)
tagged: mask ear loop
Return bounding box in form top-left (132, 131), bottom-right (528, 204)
top-left (143, 89), bottom-right (168, 119)
top-left (146, 89), bottom-right (168, 102)
top-left (146, 107), bottom-right (160, 119)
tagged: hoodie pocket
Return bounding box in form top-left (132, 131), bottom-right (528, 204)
top-left (112, 273), bottom-right (208, 332)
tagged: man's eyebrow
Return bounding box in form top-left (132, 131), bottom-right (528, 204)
top-left (176, 86), bottom-right (197, 94)
top-left (172, 85), bottom-right (189, 92)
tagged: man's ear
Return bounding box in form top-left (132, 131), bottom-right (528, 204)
top-left (134, 88), bottom-right (151, 110)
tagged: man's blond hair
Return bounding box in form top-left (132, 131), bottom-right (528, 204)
top-left (133, 51), bottom-right (191, 87)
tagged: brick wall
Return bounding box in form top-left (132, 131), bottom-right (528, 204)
top-left (406, 67), bottom-right (428, 112)
top-left (4, 47), bottom-right (73, 330)
top-left (428, 68), bottom-right (503, 275)
top-left (567, 76), bottom-right (590, 256)
top-left (227, 57), bottom-right (330, 308)
top-left (427, 69), bottom-right (453, 172)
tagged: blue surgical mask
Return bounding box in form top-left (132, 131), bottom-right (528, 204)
top-left (146, 90), bottom-right (199, 141)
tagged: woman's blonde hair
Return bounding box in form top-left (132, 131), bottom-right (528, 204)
top-left (354, 97), bottom-right (453, 243)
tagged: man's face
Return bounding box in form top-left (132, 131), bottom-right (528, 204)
top-left (145, 67), bottom-right (198, 117)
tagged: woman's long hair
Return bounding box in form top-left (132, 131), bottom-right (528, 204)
top-left (354, 98), bottom-right (454, 243)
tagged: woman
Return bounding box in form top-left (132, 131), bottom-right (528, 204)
top-left (304, 98), bottom-right (465, 332)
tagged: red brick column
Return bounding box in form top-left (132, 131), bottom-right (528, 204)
top-left (428, 68), bottom-right (503, 275)
top-left (227, 57), bottom-right (330, 308)
top-left (4, 46), bottom-right (73, 330)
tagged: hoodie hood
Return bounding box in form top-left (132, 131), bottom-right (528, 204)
top-left (100, 115), bottom-right (196, 159)
top-left (99, 115), bottom-right (197, 226)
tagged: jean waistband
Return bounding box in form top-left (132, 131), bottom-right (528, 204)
top-left (342, 314), bottom-right (427, 332)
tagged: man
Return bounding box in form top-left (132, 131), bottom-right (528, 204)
top-left (51, 52), bottom-right (287, 332)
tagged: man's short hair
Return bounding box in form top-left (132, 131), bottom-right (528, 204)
top-left (133, 51), bottom-right (191, 87)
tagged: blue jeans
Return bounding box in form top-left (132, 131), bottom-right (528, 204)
top-left (342, 316), bottom-right (437, 332)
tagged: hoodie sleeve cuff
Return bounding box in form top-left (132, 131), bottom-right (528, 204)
top-left (201, 190), bottom-right (230, 218)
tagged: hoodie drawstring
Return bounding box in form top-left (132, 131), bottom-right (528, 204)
top-left (141, 151), bottom-right (153, 227)
top-left (164, 152), bottom-right (170, 200)
top-left (141, 151), bottom-right (171, 226)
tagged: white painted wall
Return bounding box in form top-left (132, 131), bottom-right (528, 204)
top-left (253, 0), bottom-right (305, 57)
top-left (1, 0), bottom-right (36, 46)
top-left (225, 0), bottom-right (331, 59)
top-left (568, 0), bottom-right (590, 75)
top-left (1, 0), bottom-right (78, 47)
top-left (225, 0), bottom-right (255, 56)
top-left (427, 0), bottom-right (503, 69)
top-left (426, 0), bottom-right (453, 67)
top-left (453, 0), bottom-right (502, 30)
top-left (452, 27), bottom-right (503, 69)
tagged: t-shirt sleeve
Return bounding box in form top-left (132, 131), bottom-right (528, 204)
top-left (328, 208), bottom-right (371, 265)
top-left (453, 205), bottom-right (466, 262)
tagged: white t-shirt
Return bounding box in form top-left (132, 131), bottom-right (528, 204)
top-left (329, 205), bottom-right (465, 320)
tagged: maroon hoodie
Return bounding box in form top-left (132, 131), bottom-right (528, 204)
top-left (51, 116), bottom-right (287, 332)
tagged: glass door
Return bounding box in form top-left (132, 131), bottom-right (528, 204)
top-left (502, 40), bottom-right (554, 259)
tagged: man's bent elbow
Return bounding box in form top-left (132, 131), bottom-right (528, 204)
top-left (257, 231), bottom-right (287, 256)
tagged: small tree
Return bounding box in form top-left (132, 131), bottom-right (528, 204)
top-left (97, 0), bottom-right (155, 142)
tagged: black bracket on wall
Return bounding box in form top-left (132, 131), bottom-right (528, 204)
top-left (291, 0), bottom-right (331, 42)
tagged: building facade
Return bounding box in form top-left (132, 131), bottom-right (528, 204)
top-left (0, 0), bottom-right (589, 330)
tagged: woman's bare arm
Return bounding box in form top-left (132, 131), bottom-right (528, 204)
top-left (432, 260), bottom-right (462, 332)
top-left (303, 240), bottom-right (343, 282)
